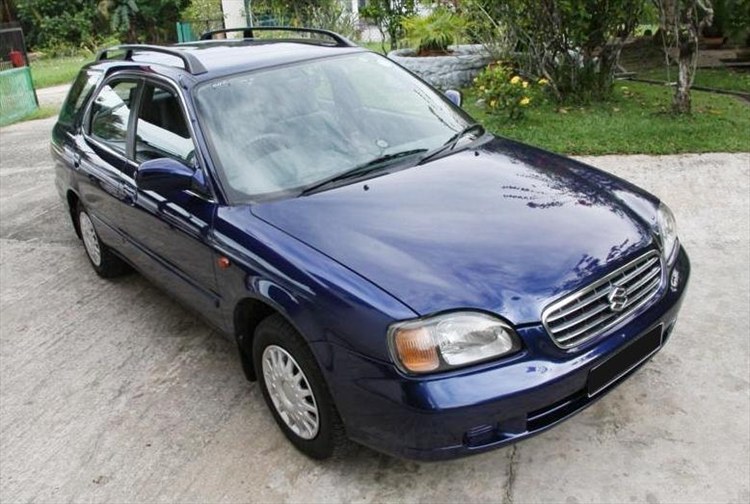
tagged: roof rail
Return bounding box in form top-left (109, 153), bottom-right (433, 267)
top-left (96, 44), bottom-right (207, 75)
top-left (199, 26), bottom-right (356, 48)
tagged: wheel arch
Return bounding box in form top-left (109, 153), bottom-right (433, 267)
top-left (233, 296), bottom-right (287, 381)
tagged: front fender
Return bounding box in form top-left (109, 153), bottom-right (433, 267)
top-left (212, 206), bottom-right (417, 363)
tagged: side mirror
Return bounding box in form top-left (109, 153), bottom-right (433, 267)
top-left (136, 158), bottom-right (195, 193)
top-left (444, 89), bottom-right (462, 107)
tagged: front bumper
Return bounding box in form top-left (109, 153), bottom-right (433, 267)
top-left (316, 246), bottom-right (690, 461)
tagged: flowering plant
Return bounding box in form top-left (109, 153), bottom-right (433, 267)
top-left (473, 65), bottom-right (547, 120)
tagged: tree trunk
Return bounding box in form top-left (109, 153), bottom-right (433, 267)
top-left (388, 23), bottom-right (398, 51)
top-left (654, 0), bottom-right (713, 114)
top-left (673, 38), bottom-right (695, 113)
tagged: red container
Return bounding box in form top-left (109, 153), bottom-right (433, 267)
top-left (9, 50), bottom-right (24, 67)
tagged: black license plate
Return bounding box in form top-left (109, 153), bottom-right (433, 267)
top-left (587, 326), bottom-right (663, 397)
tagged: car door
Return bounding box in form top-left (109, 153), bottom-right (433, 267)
top-left (77, 77), bottom-right (141, 247)
top-left (116, 78), bottom-right (223, 323)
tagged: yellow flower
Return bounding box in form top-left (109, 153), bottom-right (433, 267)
top-left (538, 78), bottom-right (549, 86)
top-left (490, 99), bottom-right (498, 108)
top-left (520, 97), bottom-right (531, 106)
top-left (522, 81), bottom-right (529, 88)
top-left (510, 76), bottom-right (521, 85)
top-left (479, 85), bottom-right (485, 91)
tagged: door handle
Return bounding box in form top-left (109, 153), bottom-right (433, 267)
top-left (162, 202), bottom-right (191, 221)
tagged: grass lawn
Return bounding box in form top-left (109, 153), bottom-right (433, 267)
top-left (0, 105), bottom-right (59, 128)
top-left (463, 81), bottom-right (750, 155)
top-left (358, 40), bottom-right (388, 54)
top-left (637, 67), bottom-right (750, 94)
top-left (23, 105), bottom-right (60, 121)
top-left (30, 55), bottom-right (91, 89)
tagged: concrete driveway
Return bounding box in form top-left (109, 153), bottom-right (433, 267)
top-left (1, 117), bottom-right (748, 503)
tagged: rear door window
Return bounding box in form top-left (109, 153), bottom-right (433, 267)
top-left (89, 80), bottom-right (139, 155)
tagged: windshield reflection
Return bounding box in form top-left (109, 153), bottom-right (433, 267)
top-left (195, 52), bottom-right (470, 202)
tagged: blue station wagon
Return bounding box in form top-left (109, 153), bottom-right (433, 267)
top-left (51, 27), bottom-right (690, 461)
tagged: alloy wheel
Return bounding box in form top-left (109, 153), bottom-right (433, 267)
top-left (262, 345), bottom-right (320, 440)
top-left (79, 211), bottom-right (102, 266)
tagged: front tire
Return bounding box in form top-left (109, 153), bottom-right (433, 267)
top-left (77, 203), bottom-right (130, 278)
top-left (253, 314), bottom-right (345, 459)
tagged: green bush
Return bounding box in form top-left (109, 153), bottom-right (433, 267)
top-left (459, 0), bottom-right (515, 61)
top-left (16, 0), bottom-right (102, 52)
top-left (473, 64), bottom-right (548, 120)
top-left (402, 7), bottom-right (466, 53)
top-left (17, 0), bottom-right (192, 50)
top-left (476, 0), bottom-right (644, 103)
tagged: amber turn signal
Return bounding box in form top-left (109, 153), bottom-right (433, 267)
top-left (392, 326), bottom-right (439, 373)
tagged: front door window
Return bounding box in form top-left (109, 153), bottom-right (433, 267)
top-left (135, 84), bottom-right (194, 165)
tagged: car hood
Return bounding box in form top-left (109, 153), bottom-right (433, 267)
top-left (251, 138), bottom-right (655, 324)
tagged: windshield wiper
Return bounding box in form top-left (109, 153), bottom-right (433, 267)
top-left (417, 123), bottom-right (485, 166)
top-left (299, 149), bottom-right (427, 196)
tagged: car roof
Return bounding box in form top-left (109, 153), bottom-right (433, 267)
top-left (89, 39), bottom-right (367, 84)
top-left (181, 40), bottom-right (366, 76)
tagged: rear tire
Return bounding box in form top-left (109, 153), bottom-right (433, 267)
top-left (77, 203), bottom-right (130, 278)
top-left (253, 314), bottom-right (346, 459)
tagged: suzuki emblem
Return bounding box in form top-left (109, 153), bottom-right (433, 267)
top-left (607, 286), bottom-right (628, 312)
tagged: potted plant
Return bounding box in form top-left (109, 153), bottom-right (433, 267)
top-left (402, 7), bottom-right (466, 56)
top-left (388, 7), bottom-right (493, 89)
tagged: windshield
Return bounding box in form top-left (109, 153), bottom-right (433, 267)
top-left (194, 52), bottom-right (473, 202)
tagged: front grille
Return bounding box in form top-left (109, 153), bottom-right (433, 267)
top-left (542, 250), bottom-right (663, 348)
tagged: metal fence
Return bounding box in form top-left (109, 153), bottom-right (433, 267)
top-left (0, 24), bottom-right (38, 127)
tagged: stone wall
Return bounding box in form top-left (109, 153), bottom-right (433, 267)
top-left (388, 44), bottom-right (493, 90)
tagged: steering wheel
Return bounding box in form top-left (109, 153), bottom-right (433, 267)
top-left (245, 133), bottom-right (290, 157)
top-left (242, 133), bottom-right (298, 184)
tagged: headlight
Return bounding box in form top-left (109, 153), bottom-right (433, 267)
top-left (656, 202), bottom-right (679, 262)
top-left (387, 312), bottom-right (521, 374)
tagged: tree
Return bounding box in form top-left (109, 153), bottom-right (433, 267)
top-left (473, 0), bottom-right (644, 103)
top-left (15, 0), bottom-right (101, 51)
top-left (1, 0), bottom-right (17, 23)
top-left (181, 0), bottom-right (225, 33)
top-left (98, 0), bottom-right (190, 43)
top-left (136, 0), bottom-right (191, 42)
top-left (98, 0), bottom-right (139, 42)
top-left (653, 0), bottom-right (714, 113)
top-left (251, 0), bottom-right (336, 26)
top-left (360, 0), bottom-right (417, 52)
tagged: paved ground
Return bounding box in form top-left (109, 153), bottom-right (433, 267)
top-left (36, 84), bottom-right (71, 109)
top-left (1, 116), bottom-right (749, 503)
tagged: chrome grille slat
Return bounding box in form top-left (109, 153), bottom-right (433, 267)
top-left (548, 302), bottom-right (610, 332)
top-left (624, 277), bottom-right (661, 308)
top-left (542, 251), bottom-right (663, 348)
top-left (555, 310), bottom-right (619, 343)
top-left (626, 267), bottom-right (660, 294)
top-left (614, 256), bottom-right (659, 287)
top-left (545, 289), bottom-right (610, 323)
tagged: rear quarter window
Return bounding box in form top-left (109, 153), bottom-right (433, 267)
top-left (58, 68), bottom-right (103, 127)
